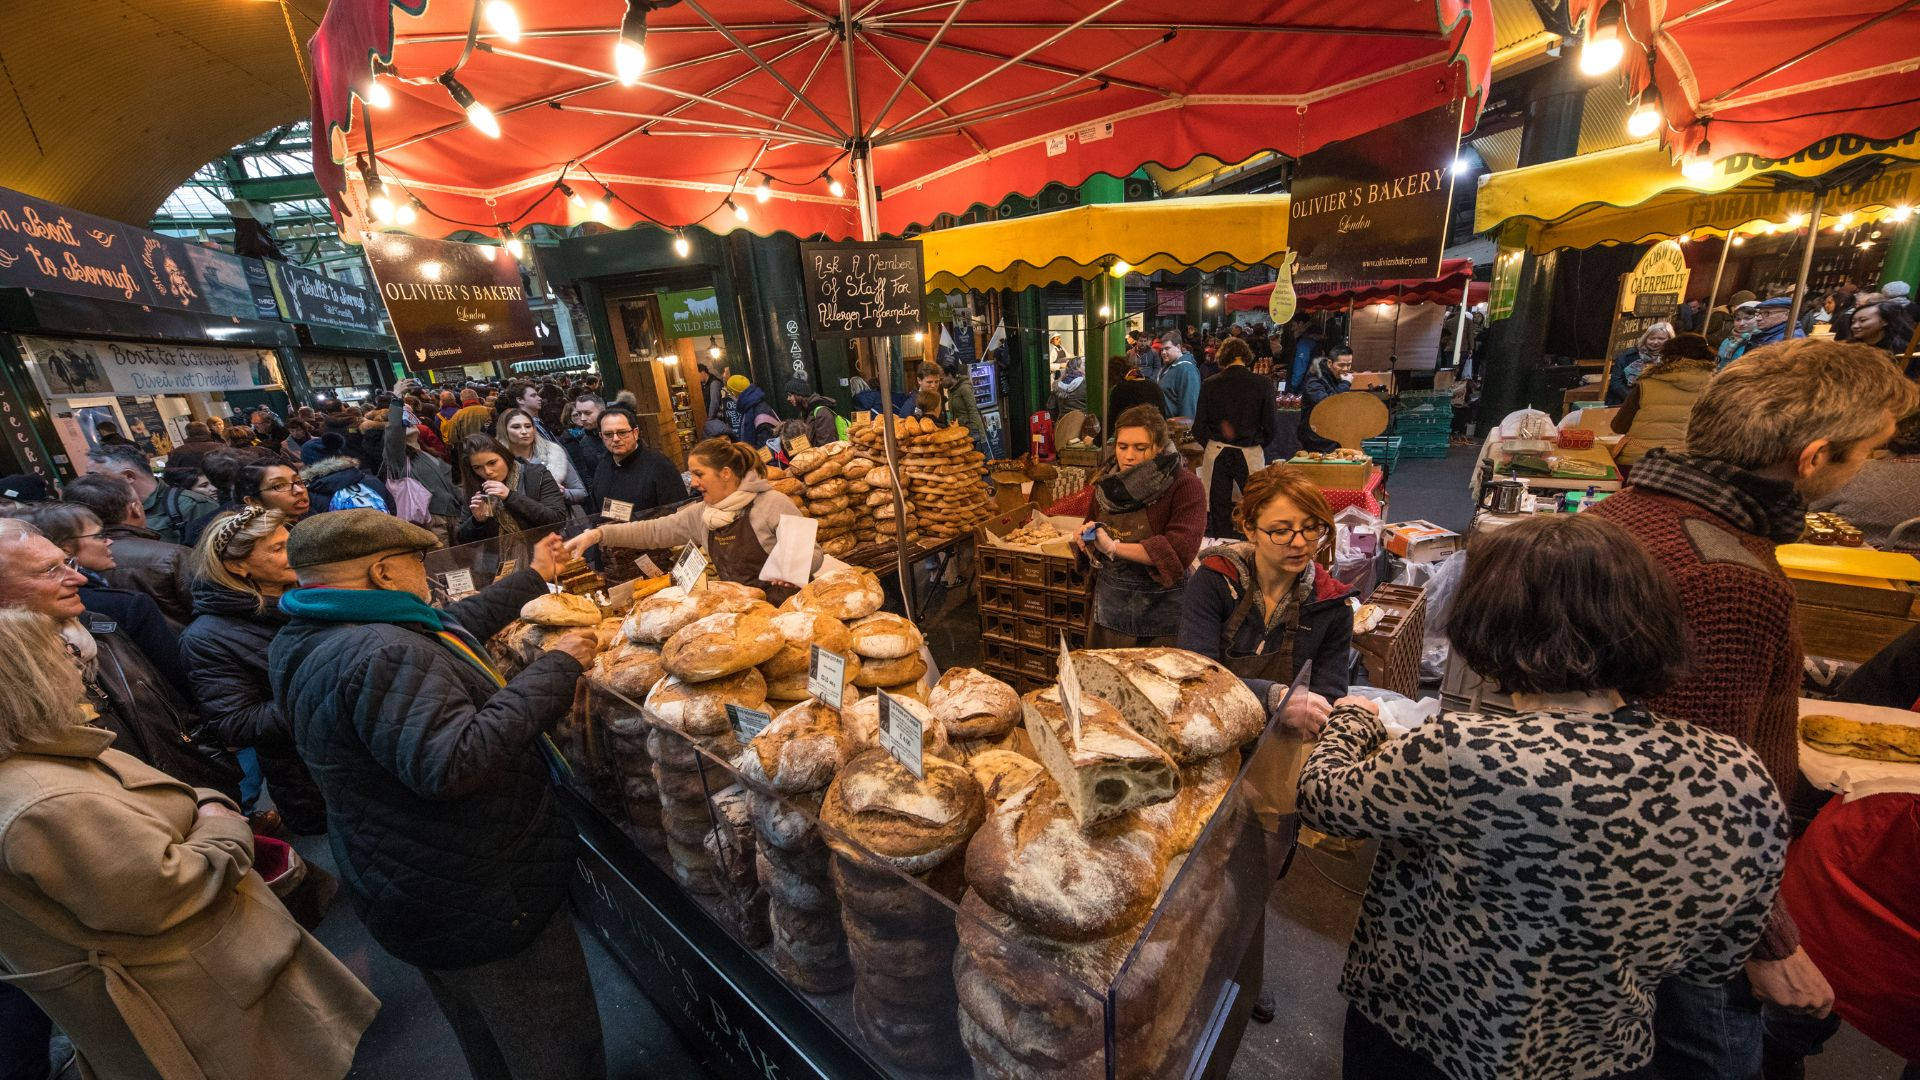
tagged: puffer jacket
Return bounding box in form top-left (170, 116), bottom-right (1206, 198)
top-left (303, 455), bottom-right (397, 515)
top-left (266, 569), bottom-right (583, 970)
top-left (180, 579), bottom-right (328, 834)
top-left (1618, 359), bottom-right (1715, 466)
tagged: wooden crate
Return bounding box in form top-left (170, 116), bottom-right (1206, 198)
top-left (1353, 583), bottom-right (1427, 698)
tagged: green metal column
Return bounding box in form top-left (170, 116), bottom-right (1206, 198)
top-left (1883, 214), bottom-right (1920, 293)
top-left (1080, 174), bottom-right (1127, 425)
top-left (1009, 287), bottom-right (1050, 455)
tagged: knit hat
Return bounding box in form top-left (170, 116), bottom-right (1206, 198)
top-left (300, 431), bottom-right (346, 466)
top-left (286, 507), bottom-right (439, 570)
top-left (0, 474), bottom-right (48, 502)
top-left (1728, 290), bottom-right (1756, 307)
top-left (784, 377), bottom-right (812, 397)
top-left (727, 375), bottom-right (750, 394)
top-left (1756, 296), bottom-right (1793, 309)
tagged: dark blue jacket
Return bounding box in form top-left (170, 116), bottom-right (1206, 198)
top-left (1175, 549), bottom-right (1353, 705)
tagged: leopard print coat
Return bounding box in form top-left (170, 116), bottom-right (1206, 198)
top-left (1298, 703), bottom-right (1788, 1080)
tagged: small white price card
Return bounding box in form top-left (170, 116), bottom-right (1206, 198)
top-left (874, 689), bottom-right (924, 778)
top-left (1057, 632), bottom-right (1083, 747)
top-left (442, 568), bottom-right (476, 600)
top-left (602, 499), bottom-right (633, 522)
top-left (636, 554), bottom-right (663, 578)
top-left (808, 646), bottom-right (847, 710)
top-left (726, 704), bottom-right (772, 744)
top-left (671, 545), bottom-right (708, 593)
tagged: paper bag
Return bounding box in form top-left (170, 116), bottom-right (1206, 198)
top-left (759, 514), bottom-right (819, 587)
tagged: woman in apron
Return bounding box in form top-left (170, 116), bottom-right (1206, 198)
top-left (566, 437), bottom-right (818, 605)
top-left (1176, 464), bottom-right (1353, 735)
top-left (1050, 405), bottom-right (1206, 647)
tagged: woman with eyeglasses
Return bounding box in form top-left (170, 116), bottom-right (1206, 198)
top-left (185, 448), bottom-right (314, 547)
top-left (1049, 404), bottom-right (1206, 646)
top-left (1176, 465), bottom-right (1353, 735)
top-left (180, 508), bottom-right (329, 836)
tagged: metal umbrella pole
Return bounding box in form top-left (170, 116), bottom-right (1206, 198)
top-left (853, 148), bottom-right (917, 623)
top-left (1704, 232), bottom-right (1732, 314)
top-left (1786, 188), bottom-right (1826, 333)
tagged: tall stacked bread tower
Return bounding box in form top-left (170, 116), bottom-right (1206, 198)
top-left (849, 414), bottom-right (992, 542)
top-left (764, 441), bottom-right (876, 558)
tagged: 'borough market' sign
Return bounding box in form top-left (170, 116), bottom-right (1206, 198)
top-left (364, 234), bottom-right (541, 371)
top-left (1286, 102), bottom-right (1463, 286)
top-left (798, 240), bottom-right (926, 338)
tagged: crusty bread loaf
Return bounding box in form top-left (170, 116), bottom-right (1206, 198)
top-left (519, 591), bottom-right (600, 627)
top-left (644, 668), bottom-right (768, 738)
top-left (769, 899), bottom-right (853, 992)
top-left (764, 655), bottom-right (863, 701)
top-left (850, 650), bottom-right (927, 688)
top-left (624, 584), bottom-right (754, 644)
top-left (661, 608), bottom-right (783, 681)
top-left (820, 534), bottom-right (858, 558)
top-left (1069, 648), bottom-right (1265, 762)
top-left (782, 566), bottom-right (885, 621)
top-left (704, 784), bottom-right (771, 948)
top-left (841, 694), bottom-right (954, 760)
top-left (739, 699), bottom-right (856, 795)
top-left (966, 749), bottom-right (1044, 804)
top-left (1801, 712), bottom-right (1920, 763)
top-left (759, 610), bottom-right (853, 679)
top-left (1137, 753), bottom-right (1237, 856)
top-left (848, 612), bottom-right (923, 659)
top-left (587, 640), bottom-right (665, 703)
top-left (820, 748), bottom-right (986, 875)
top-left (787, 447), bottom-right (828, 475)
top-left (964, 772), bottom-right (1165, 942)
top-left (1021, 686), bottom-right (1178, 825)
top-left (929, 667), bottom-right (1022, 739)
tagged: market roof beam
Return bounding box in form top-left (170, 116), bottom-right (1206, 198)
top-left (230, 174), bottom-right (326, 204)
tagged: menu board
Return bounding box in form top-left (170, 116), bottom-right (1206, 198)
top-left (798, 240), bottom-right (926, 338)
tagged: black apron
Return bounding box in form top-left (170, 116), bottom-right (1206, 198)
top-left (1091, 504), bottom-right (1185, 639)
top-left (707, 503), bottom-right (797, 607)
top-left (1217, 575), bottom-right (1303, 685)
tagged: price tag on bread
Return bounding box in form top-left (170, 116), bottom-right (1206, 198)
top-left (875, 689), bottom-right (925, 778)
top-left (442, 568), bottom-right (476, 600)
top-left (788, 433), bottom-right (812, 453)
top-left (808, 645), bottom-right (847, 711)
top-left (726, 703), bottom-right (773, 744)
top-left (1057, 632), bottom-right (1083, 747)
top-left (603, 499), bottom-right (633, 522)
top-left (670, 544), bottom-right (708, 593)
top-left (637, 555), bottom-right (663, 578)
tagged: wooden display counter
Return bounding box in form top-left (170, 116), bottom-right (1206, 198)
top-left (1778, 545), bottom-right (1920, 664)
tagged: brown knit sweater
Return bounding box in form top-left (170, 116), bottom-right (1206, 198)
top-left (1593, 488), bottom-right (1802, 959)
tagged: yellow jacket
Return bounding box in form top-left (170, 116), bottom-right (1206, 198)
top-left (1620, 361), bottom-right (1715, 466)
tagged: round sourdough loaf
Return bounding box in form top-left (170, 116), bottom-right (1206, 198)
top-left (783, 566), bottom-right (885, 620)
top-left (739, 699), bottom-right (856, 794)
top-left (644, 668), bottom-right (768, 737)
top-left (841, 694), bottom-right (952, 759)
top-left (760, 610), bottom-right (853, 679)
top-left (587, 640), bottom-right (664, 702)
top-left (821, 748), bottom-right (985, 875)
top-left (624, 584), bottom-right (751, 644)
top-left (965, 749), bottom-right (1044, 804)
top-left (661, 608), bottom-right (782, 681)
top-left (518, 591), bottom-right (600, 626)
top-left (849, 612), bottom-right (922, 659)
top-left (850, 650), bottom-right (927, 688)
top-left (928, 667), bottom-right (1021, 739)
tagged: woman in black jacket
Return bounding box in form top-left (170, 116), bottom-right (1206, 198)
top-left (454, 434), bottom-right (567, 543)
top-left (180, 506), bottom-right (328, 834)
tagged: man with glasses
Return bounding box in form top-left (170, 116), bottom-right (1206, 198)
top-left (87, 442), bottom-right (217, 545)
top-left (268, 509), bottom-right (606, 1080)
top-left (585, 406), bottom-right (688, 523)
top-left (0, 518), bottom-right (240, 794)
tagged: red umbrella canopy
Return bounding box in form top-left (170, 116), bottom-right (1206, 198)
top-left (1225, 257), bottom-right (1481, 311)
top-left (310, 0), bottom-right (1493, 242)
top-left (1571, 0), bottom-right (1920, 164)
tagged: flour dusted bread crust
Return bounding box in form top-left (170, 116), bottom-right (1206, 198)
top-left (763, 655), bottom-right (863, 700)
top-left (1073, 648), bottom-right (1265, 762)
top-left (929, 667), bottom-right (1022, 739)
top-left (1021, 686), bottom-right (1178, 825)
top-left (587, 640), bottom-right (665, 702)
top-left (850, 650), bottom-right (927, 688)
top-left (624, 584), bottom-right (756, 644)
top-left (644, 668), bottom-right (768, 737)
top-left (1137, 753), bottom-right (1237, 856)
top-left (967, 749), bottom-right (1044, 804)
top-left (841, 694), bottom-right (955, 760)
top-left (661, 608), bottom-right (782, 681)
top-left (964, 773), bottom-right (1165, 942)
top-left (519, 591), bottom-right (600, 626)
top-left (782, 566), bottom-right (885, 621)
top-left (739, 699), bottom-right (856, 794)
top-left (849, 612), bottom-right (923, 659)
top-left (820, 748), bottom-right (986, 875)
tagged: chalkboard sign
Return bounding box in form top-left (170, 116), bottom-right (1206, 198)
top-left (798, 241), bottom-right (926, 339)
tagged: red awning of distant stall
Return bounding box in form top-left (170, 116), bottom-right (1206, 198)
top-left (307, 0), bottom-right (1493, 242)
top-left (1227, 258), bottom-right (1484, 313)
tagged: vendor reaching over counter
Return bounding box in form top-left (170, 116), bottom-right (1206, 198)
top-left (1176, 465), bottom-right (1351, 735)
top-left (566, 437), bottom-right (819, 605)
top-left (1052, 404), bottom-right (1205, 647)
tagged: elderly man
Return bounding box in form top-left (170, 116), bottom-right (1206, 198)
top-left (87, 442), bottom-right (217, 545)
top-left (0, 518), bottom-right (238, 795)
top-left (1748, 295), bottom-right (1806, 349)
top-left (268, 510), bottom-right (604, 1080)
top-left (1592, 339), bottom-right (1919, 1079)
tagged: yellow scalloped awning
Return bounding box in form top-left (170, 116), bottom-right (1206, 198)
top-left (1476, 136), bottom-right (1920, 253)
top-left (918, 194), bottom-right (1290, 293)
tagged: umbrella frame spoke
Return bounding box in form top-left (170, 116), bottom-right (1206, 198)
top-left (856, 29), bottom-right (989, 153)
top-left (681, 0), bottom-right (852, 140)
top-left (863, 0), bottom-right (970, 135)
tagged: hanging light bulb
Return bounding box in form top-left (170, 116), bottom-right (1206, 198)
top-left (912, 331), bottom-right (925, 343)
top-left (616, 2), bottom-right (650, 85)
top-left (591, 197), bottom-right (612, 224)
top-left (1890, 204), bottom-right (1913, 222)
top-left (1108, 259), bottom-right (1131, 278)
top-left (484, 0), bottom-right (522, 42)
top-left (369, 190), bottom-right (396, 224)
top-left (1626, 103), bottom-right (1661, 139)
top-left (1674, 232), bottom-right (1690, 244)
top-left (1450, 157), bottom-right (1471, 177)
top-left (1097, 304), bottom-right (1112, 318)
top-left (1731, 235), bottom-right (1746, 247)
top-left (364, 78), bottom-right (393, 109)
top-left (1787, 212), bottom-right (1808, 228)
top-left (1681, 158), bottom-right (1714, 182)
top-left (754, 175), bottom-right (772, 203)
top-left (827, 176), bottom-right (846, 198)
top-left (558, 181), bottom-right (584, 208)
top-left (438, 73), bottom-right (501, 137)
top-left (1204, 294), bottom-right (1219, 309)
top-left (395, 198), bottom-right (419, 226)
top-left (1578, 23), bottom-right (1624, 76)
top-left (1859, 240), bottom-right (1874, 250)
top-left (708, 340), bottom-right (722, 361)
top-left (673, 232), bottom-right (691, 257)
top-left (729, 199), bottom-right (748, 223)
top-left (1834, 212), bottom-right (1855, 230)
top-left (501, 226), bottom-right (525, 259)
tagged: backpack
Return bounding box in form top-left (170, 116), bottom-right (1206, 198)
top-left (328, 481), bottom-right (390, 514)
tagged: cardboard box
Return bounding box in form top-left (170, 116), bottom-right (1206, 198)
top-left (1384, 519), bottom-right (1461, 562)
top-left (976, 506), bottom-right (1082, 559)
top-left (1283, 458), bottom-right (1374, 489)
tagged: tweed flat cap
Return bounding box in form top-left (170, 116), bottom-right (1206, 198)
top-left (286, 508), bottom-right (439, 570)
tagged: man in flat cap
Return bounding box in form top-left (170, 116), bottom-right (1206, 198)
top-left (267, 510), bottom-right (605, 1080)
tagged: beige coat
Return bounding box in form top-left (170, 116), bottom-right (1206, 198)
top-left (0, 724), bottom-right (377, 1080)
top-left (1619, 362), bottom-right (1715, 465)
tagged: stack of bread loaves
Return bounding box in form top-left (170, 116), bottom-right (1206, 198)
top-left (703, 783), bottom-right (772, 949)
top-left (955, 649), bottom-right (1266, 1078)
top-left (849, 415), bottom-right (989, 541)
top-left (846, 612), bottom-right (929, 701)
top-left (640, 589), bottom-right (782, 894)
top-left (766, 441), bottom-right (876, 558)
top-left (737, 696), bottom-right (860, 992)
top-left (586, 638), bottom-right (668, 848)
top-left (822, 747), bottom-right (987, 1070)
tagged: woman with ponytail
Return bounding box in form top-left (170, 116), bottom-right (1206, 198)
top-left (566, 436), bottom-right (817, 604)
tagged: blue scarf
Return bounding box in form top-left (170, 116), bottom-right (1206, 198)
top-left (280, 587), bottom-right (445, 631)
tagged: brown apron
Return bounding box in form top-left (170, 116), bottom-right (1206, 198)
top-left (1219, 579), bottom-right (1313, 827)
top-left (1091, 504), bottom-right (1184, 639)
top-left (707, 507), bottom-right (797, 607)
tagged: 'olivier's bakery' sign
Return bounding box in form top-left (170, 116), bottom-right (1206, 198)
top-left (363, 234), bottom-right (541, 371)
top-left (1286, 101), bottom-right (1463, 286)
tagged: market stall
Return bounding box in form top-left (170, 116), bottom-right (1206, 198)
top-left (1229, 258), bottom-right (1489, 375)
